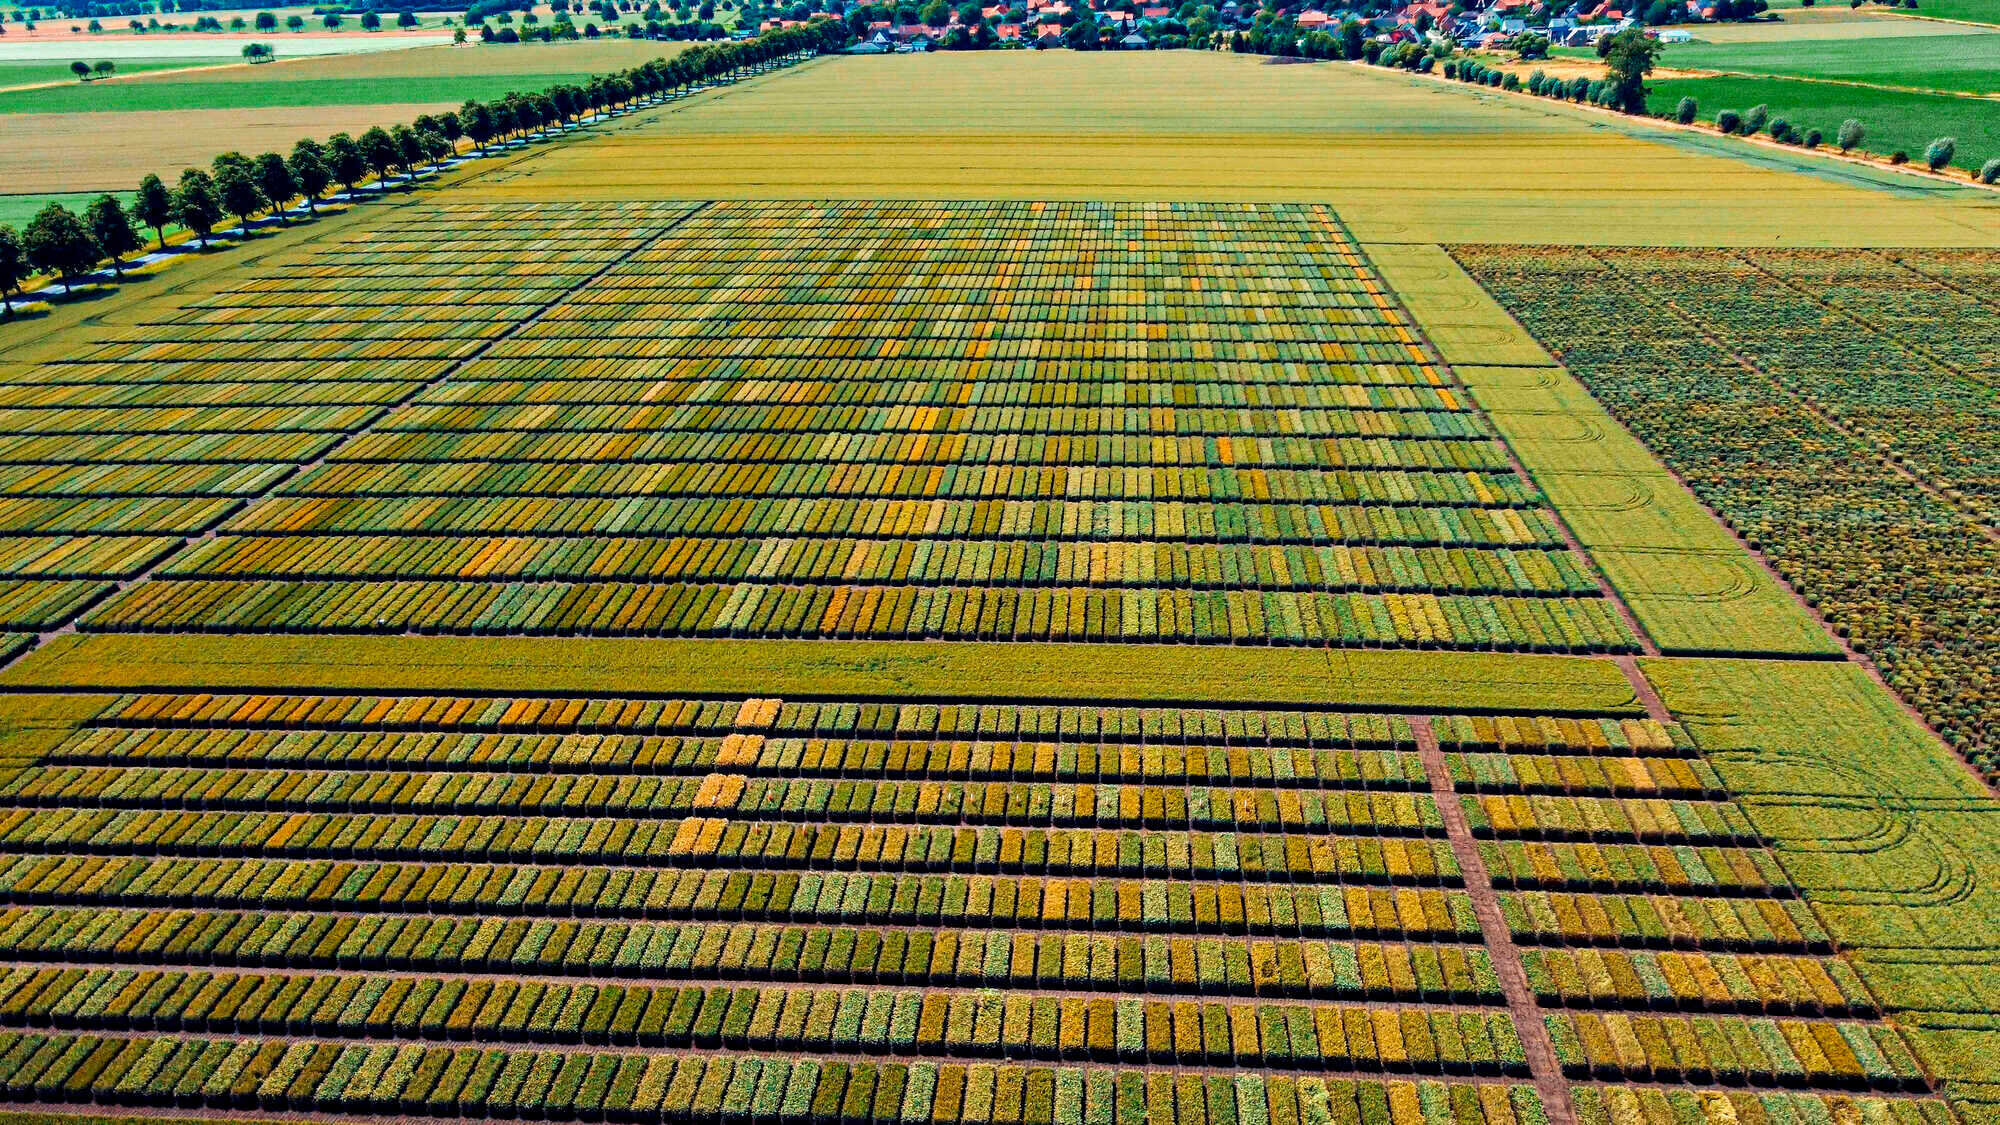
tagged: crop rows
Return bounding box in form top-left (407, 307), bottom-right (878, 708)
top-left (1453, 244), bottom-right (1999, 774)
top-left (0, 967), bottom-right (1530, 1072)
top-left (0, 767), bottom-right (1448, 833)
top-left (1544, 1011), bottom-right (1920, 1089)
top-left (0, 908), bottom-right (1502, 1001)
top-left (163, 537), bottom-right (1599, 595)
top-left (0, 203), bottom-right (704, 640)
top-left (42, 202), bottom-right (1636, 648)
top-left (0, 1032), bottom-right (1559, 1124)
top-left (0, 856), bottom-right (1480, 938)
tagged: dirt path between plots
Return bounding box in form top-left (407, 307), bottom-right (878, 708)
top-left (1412, 718), bottom-right (1577, 1125)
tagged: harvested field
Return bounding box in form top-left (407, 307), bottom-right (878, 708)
top-left (0, 103), bottom-right (460, 193)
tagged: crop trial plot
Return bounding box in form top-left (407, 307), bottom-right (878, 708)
top-left (1451, 246), bottom-right (1999, 779)
top-left (51, 201), bottom-right (1635, 650)
top-left (0, 688), bottom-right (1958, 1122)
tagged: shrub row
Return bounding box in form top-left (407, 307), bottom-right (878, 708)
top-left (0, 907), bottom-right (1500, 1000)
top-left (1431, 715), bottom-right (1688, 755)
top-left (1573, 1087), bottom-right (1952, 1125)
top-left (0, 856), bottom-right (1485, 938)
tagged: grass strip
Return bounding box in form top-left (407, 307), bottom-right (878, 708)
top-left (1368, 243), bottom-right (1839, 658)
top-left (0, 633), bottom-right (1643, 715)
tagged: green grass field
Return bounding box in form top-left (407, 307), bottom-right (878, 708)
top-left (1647, 75), bottom-right (1998, 167)
top-left (1902, 0), bottom-right (2000, 22)
top-left (0, 190), bottom-right (108, 230)
top-left (1663, 31), bottom-right (2000, 93)
top-left (0, 57), bottom-right (233, 89)
top-left (0, 71), bottom-right (643, 112)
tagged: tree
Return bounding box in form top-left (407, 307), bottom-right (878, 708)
top-left (172, 168), bottom-right (224, 248)
top-left (1742, 102), bottom-right (1768, 134)
top-left (289, 139), bottom-right (332, 214)
top-left (91, 60), bottom-right (114, 79)
top-left (454, 26), bottom-right (467, 42)
top-left (1836, 118), bottom-right (1864, 152)
top-left (1674, 96), bottom-right (1697, 125)
top-left (322, 11), bottom-right (341, 27)
top-left (0, 226), bottom-right (24, 317)
top-left (327, 132), bottom-right (367, 196)
top-left (214, 162), bottom-right (267, 236)
top-left (22, 203), bottom-right (100, 294)
top-left (459, 100), bottom-right (496, 152)
top-left (241, 42), bottom-right (273, 62)
top-left (255, 9), bottom-right (275, 28)
top-left (1595, 27), bottom-right (1660, 114)
top-left (1982, 158), bottom-right (1999, 186)
top-left (1715, 109), bottom-right (1740, 134)
top-left (85, 194), bottom-right (141, 277)
top-left (69, 59), bottom-right (90, 80)
top-left (1923, 136), bottom-right (1955, 172)
top-left (360, 10), bottom-right (380, 28)
top-left (134, 173), bottom-right (174, 249)
top-left (286, 14), bottom-right (304, 30)
top-left (256, 152), bottom-right (298, 219)
top-left (398, 10), bottom-right (419, 26)
top-left (393, 124), bottom-right (426, 183)
top-left (360, 126), bottom-right (400, 189)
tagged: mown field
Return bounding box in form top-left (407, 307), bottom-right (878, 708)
top-left (0, 48), bottom-right (1995, 1125)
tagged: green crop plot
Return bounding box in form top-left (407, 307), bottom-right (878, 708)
top-left (1663, 31), bottom-right (2000, 94)
top-left (1646, 75), bottom-right (1999, 168)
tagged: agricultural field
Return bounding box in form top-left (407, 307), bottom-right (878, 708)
top-left (1644, 75), bottom-right (1997, 169)
top-left (0, 47), bottom-right (1995, 1125)
top-left (1659, 31), bottom-right (2000, 94)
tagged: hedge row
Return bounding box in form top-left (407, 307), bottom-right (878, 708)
top-left (1, 766), bottom-right (1446, 833)
top-left (86, 580), bottom-right (1639, 652)
top-left (1545, 1011), bottom-right (1925, 1089)
top-left (1520, 947), bottom-right (1873, 1017)
top-left (0, 856), bottom-right (1485, 938)
top-left (0, 908), bottom-right (1501, 1001)
top-left (1501, 892), bottom-right (1830, 954)
top-left (0, 1032), bottom-right (1552, 1125)
top-left (91, 694), bottom-right (1417, 747)
top-left (228, 496), bottom-right (1568, 546)
top-left (0, 969), bottom-right (1526, 1072)
top-left (1446, 753), bottom-right (1725, 799)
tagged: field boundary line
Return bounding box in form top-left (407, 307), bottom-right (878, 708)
top-left (0, 202), bottom-right (715, 675)
top-left (1352, 235), bottom-right (1658, 660)
top-left (1413, 717), bottom-right (1577, 1125)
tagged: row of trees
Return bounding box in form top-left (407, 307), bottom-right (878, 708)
top-left (0, 19), bottom-right (848, 318)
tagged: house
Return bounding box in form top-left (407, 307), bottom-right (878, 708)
top-left (1141, 5), bottom-right (1170, 17)
top-left (1500, 16), bottom-right (1525, 30)
top-left (1295, 8), bottom-right (1331, 26)
top-left (846, 35), bottom-right (891, 50)
top-left (1657, 26), bottom-right (1692, 39)
top-left (996, 21), bottom-right (1023, 38)
top-left (896, 33), bottom-right (933, 48)
top-left (1120, 29), bottom-right (1148, 45)
top-left (1035, 28), bottom-right (1063, 44)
